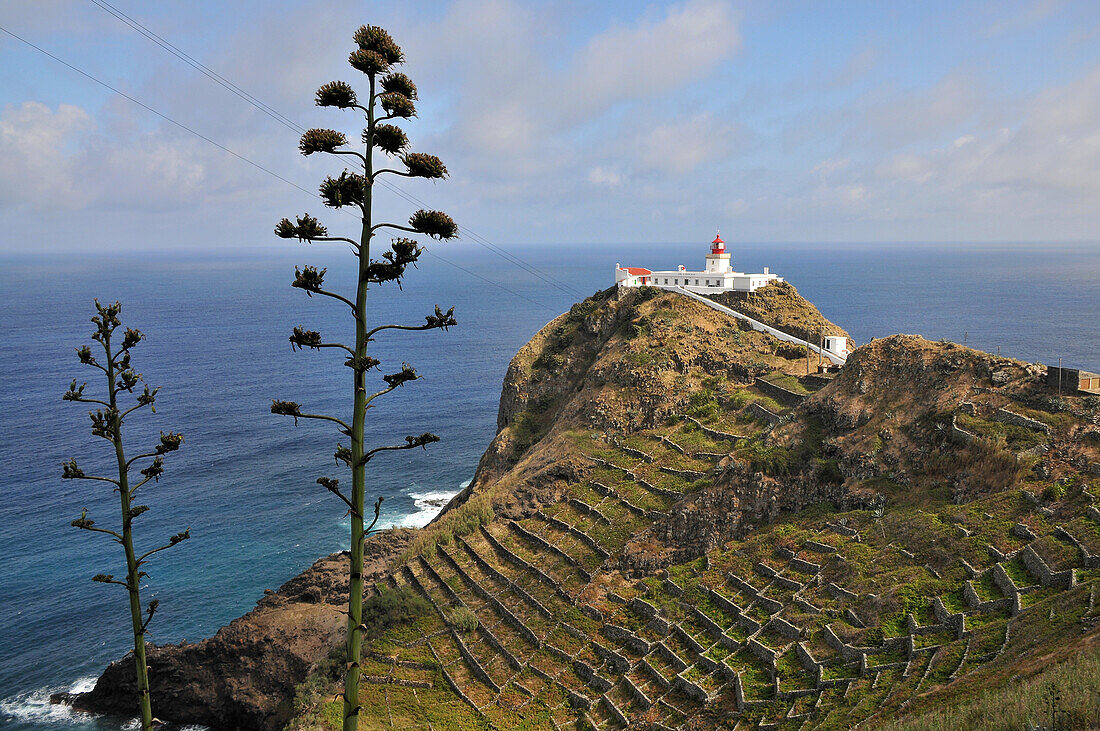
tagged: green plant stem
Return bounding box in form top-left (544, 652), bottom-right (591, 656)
top-left (106, 336), bottom-right (153, 731)
top-left (342, 72), bottom-right (376, 731)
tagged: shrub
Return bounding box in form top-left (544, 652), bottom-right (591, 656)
top-left (1042, 482), bottom-right (1066, 502)
top-left (627, 317), bottom-right (649, 339)
top-left (532, 351), bottom-right (565, 373)
top-left (688, 389), bottom-right (720, 420)
top-left (725, 389), bottom-right (750, 409)
top-left (291, 645), bottom-right (346, 721)
top-left (510, 408), bottom-right (548, 454)
top-left (814, 458), bottom-right (845, 484)
top-left (360, 586), bottom-right (432, 637)
top-left (445, 606), bottom-right (479, 633)
top-left (736, 439), bottom-right (796, 476)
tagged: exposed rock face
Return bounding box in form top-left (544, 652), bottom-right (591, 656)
top-left (465, 285), bottom-right (851, 500)
top-left (73, 530), bottom-right (412, 730)
top-left (471, 288), bottom-right (632, 488)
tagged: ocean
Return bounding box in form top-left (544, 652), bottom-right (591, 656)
top-left (1, 240), bottom-right (1097, 728)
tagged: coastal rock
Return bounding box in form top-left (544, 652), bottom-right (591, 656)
top-left (73, 530), bottom-right (412, 730)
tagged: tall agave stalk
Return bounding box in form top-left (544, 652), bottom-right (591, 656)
top-left (270, 24), bottom-right (457, 731)
top-left (63, 300), bottom-right (189, 730)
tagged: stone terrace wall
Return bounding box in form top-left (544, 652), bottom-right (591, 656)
top-left (754, 377), bottom-right (809, 407)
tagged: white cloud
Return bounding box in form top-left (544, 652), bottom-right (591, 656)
top-left (0, 101), bottom-right (274, 213)
top-left (830, 45), bottom-right (881, 88)
top-left (588, 167), bottom-right (622, 187)
top-left (875, 153), bottom-right (934, 183)
top-left (571, 0), bottom-right (741, 112)
top-left (873, 65), bottom-right (1100, 210)
top-left (0, 102), bottom-right (93, 208)
top-left (725, 198), bottom-right (747, 216)
top-left (811, 157), bottom-right (850, 178)
top-left (631, 113), bottom-right (741, 175)
top-left (417, 0), bottom-right (741, 189)
top-left (7, 0), bottom-right (1098, 248)
top-left (855, 72), bottom-right (991, 149)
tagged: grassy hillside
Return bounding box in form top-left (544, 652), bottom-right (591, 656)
top-left (286, 288), bottom-right (1100, 730)
top-left (709, 280), bottom-right (852, 346)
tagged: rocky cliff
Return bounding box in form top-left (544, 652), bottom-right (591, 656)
top-left (73, 282), bottom-right (1100, 730)
top-left (73, 530), bottom-right (413, 729)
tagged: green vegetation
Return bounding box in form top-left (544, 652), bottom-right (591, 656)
top-left (687, 389), bottom-right (721, 420)
top-left (508, 394), bottom-right (559, 455)
top-left (709, 280), bottom-right (851, 345)
top-left (734, 417), bottom-right (831, 479)
top-left (269, 23), bottom-right (458, 731)
top-left (775, 342), bottom-right (810, 360)
top-left (1043, 481), bottom-right (1067, 502)
top-left (761, 371), bottom-right (811, 394)
top-left (405, 493), bottom-right (494, 559)
top-left (361, 586), bottom-right (432, 638)
top-left (279, 289), bottom-right (1100, 731)
top-left (879, 647), bottom-right (1100, 731)
top-left (445, 606), bottom-right (479, 633)
top-left (62, 301), bottom-right (190, 731)
top-left (957, 413), bottom-right (1047, 451)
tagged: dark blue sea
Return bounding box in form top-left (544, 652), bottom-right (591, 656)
top-left (1, 241), bottom-right (1097, 728)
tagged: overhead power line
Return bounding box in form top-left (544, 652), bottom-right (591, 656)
top-left (0, 24), bottom-right (317, 200)
top-left (0, 22), bottom-right (562, 314)
top-left (84, 0), bottom-right (586, 299)
top-left (86, 0), bottom-right (302, 135)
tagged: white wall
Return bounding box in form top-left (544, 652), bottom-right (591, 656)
top-left (616, 266), bottom-right (781, 292)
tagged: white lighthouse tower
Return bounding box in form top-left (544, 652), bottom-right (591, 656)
top-left (705, 230), bottom-right (731, 275)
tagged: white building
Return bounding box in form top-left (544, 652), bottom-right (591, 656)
top-left (615, 233), bottom-right (783, 294)
top-left (615, 233), bottom-right (850, 361)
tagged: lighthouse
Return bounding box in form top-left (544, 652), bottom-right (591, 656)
top-left (705, 230), bottom-right (731, 275)
top-left (614, 231), bottom-right (782, 293)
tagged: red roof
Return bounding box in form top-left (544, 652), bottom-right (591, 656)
top-left (620, 266), bottom-right (651, 276)
top-left (712, 233), bottom-right (724, 245)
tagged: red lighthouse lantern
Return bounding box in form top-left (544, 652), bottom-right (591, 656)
top-left (711, 231), bottom-right (725, 255)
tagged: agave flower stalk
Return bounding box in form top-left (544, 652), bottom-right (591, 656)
top-left (63, 300), bottom-right (189, 731)
top-left (271, 24), bottom-right (457, 731)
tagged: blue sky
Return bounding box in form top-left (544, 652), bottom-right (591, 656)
top-left (1, 0), bottom-right (1099, 252)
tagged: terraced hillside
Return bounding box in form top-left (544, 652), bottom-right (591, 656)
top-left (288, 286), bottom-right (1100, 730)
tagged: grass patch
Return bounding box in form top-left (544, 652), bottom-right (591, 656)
top-left (878, 646), bottom-right (1100, 731)
top-left (405, 494), bottom-right (494, 559)
top-left (760, 371), bottom-right (812, 395)
top-left (957, 413), bottom-right (1047, 452)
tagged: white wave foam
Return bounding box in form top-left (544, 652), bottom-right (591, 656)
top-left (400, 479), bottom-right (470, 528)
top-left (0, 676), bottom-right (99, 725)
top-left (0, 676), bottom-right (212, 729)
